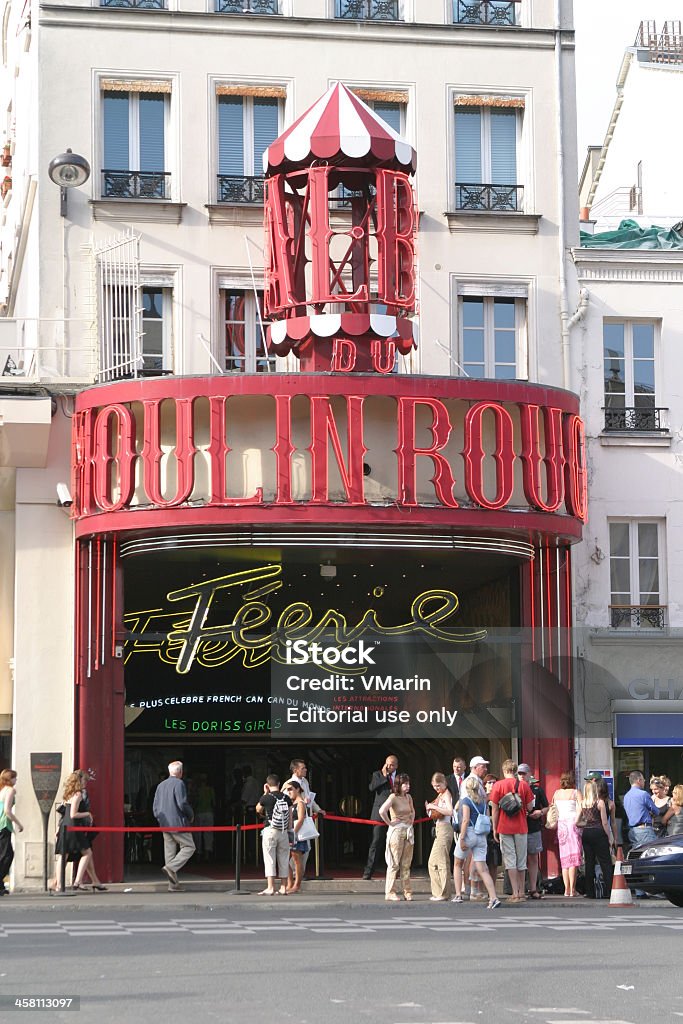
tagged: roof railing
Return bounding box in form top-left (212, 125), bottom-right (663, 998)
top-left (634, 20), bottom-right (683, 63)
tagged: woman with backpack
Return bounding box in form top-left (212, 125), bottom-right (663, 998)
top-left (452, 775), bottom-right (500, 910)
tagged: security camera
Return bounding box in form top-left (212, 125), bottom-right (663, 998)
top-left (56, 483), bottom-right (73, 508)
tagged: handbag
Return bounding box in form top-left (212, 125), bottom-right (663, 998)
top-left (498, 779), bottom-right (523, 817)
top-left (297, 815), bottom-right (319, 842)
top-left (545, 802), bottom-right (558, 830)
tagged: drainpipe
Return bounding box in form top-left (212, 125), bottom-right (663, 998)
top-left (555, 0), bottom-right (571, 390)
top-left (568, 287), bottom-right (589, 330)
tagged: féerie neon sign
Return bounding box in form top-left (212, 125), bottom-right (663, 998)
top-left (123, 564), bottom-right (486, 675)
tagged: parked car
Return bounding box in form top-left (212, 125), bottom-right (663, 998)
top-left (624, 834), bottom-right (683, 906)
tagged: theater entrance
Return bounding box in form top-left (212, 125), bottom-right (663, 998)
top-left (120, 535), bottom-right (523, 875)
top-left (123, 735), bottom-right (512, 877)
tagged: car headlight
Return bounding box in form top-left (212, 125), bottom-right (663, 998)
top-left (639, 846), bottom-right (679, 859)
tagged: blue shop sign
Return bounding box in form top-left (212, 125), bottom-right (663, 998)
top-left (614, 713), bottom-right (683, 747)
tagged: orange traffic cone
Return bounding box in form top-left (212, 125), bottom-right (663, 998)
top-left (609, 846), bottom-right (634, 907)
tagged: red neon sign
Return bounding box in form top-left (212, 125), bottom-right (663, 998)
top-left (73, 379), bottom-right (587, 529)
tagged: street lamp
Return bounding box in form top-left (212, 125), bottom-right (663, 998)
top-left (47, 148), bottom-right (90, 216)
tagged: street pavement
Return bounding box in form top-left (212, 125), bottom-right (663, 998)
top-left (0, 889), bottom-right (680, 1024)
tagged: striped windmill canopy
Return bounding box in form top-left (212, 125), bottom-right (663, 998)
top-left (264, 82), bottom-right (416, 176)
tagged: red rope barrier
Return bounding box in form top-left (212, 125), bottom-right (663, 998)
top-left (67, 814), bottom-right (431, 833)
top-left (66, 824), bottom-right (264, 833)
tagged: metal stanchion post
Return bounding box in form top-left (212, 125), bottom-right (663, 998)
top-left (314, 815), bottom-right (332, 880)
top-left (226, 825), bottom-right (249, 895)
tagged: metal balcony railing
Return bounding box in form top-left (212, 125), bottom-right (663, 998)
top-left (455, 183), bottom-right (523, 212)
top-left (453, 0), bottom-right (519, 26)
top-left (329, 183), bottom-right (377, 209)
top-left (335, 0), bottom-right (400, 21)
top-left (610, 604), bottom-right (667, 629)
top-left (603, 406), bottom-right (667, 432)
top-left (217, 174), bottom-right (265, 204)
top-left (215, 0), bottom-right (279, 12)
top-left (102, 170), bottom-right (171, 200)
top-left (100, 0), bottom-right (166, 8)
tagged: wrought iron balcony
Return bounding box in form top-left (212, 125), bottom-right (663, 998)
top-left (455, 183), bottom-right (523, 212)
top-left (217, 175), bottom-right (265, 204)
top-left (100, 0), bottom-right (166, 7)
top-left (335, 0), bottom-right (400, 20)
top-left (329, 183), bottom-right (377, 209)
top-left (454, 0), bottom-right (519, 26)
top-left (603, 406), bottom-right (668, 432)
top-left (215, 0), bottom-right (279, 12)
top-left (610, 604), bottom-right (667, 629)
top-left (102, 170), bottom-right (170, 200)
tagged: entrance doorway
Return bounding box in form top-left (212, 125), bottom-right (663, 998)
top-left (123, 737), bottom-right (508, 877)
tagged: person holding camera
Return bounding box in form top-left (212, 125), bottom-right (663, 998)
top-left (426, 772), bottom-right (454, 901)
top-left (362, 755), bottom-right (398, 880)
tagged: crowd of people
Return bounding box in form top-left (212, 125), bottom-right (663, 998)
top-left (363, 755), bottom-right (683, 906)
top-left (1, 757), bottom-right (682, 897)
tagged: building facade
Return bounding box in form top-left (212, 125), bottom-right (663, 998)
top-left (0, 0), bottom-right (582, 887)
top-left (574, 20), bottom-right (683, 809)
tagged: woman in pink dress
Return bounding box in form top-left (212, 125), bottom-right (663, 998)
top-left (551, 771), bottom-right (583, 897)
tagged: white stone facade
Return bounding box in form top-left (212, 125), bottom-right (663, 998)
top-left (0, 0), bottom-right (579, 887)
top-left (574, 28), bottom-right (683, 794)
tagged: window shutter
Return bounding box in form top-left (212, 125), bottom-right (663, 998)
top-left (490, 109), bottom-right (517, 184)
top-left (373, 101), bottom-right (402, 134)
top-left (139, 94), bottom-right (166, 172)
top-left (103, 93), bottom-right (130, 170)
top-left (218, 96), bottom-right (245, 176)
top-left (252, 98), bottom-right (279, 177)
top-left (455, 108), bottom-right (481, 182)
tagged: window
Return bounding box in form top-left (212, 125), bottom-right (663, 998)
top-left (334, 97), bottom-right (405, 207)
top-left (141, 287), bottom-right (172, 374)
top-left (217, 95), bottom-right (280, 204)
top-left (458, 295), bottom-right (525, 379)
top-left (454, 106), bottom-right (521, 211)
top-left (215, 0), bottom-right (279, 12)
top-left (101, 0), bottom-right (166, 8)
top-left (335, 0), bottom-right (400, 20)
top-left (102, 89), bottom-right (169, 199)
top-left (603, 321), bottom-right (661, 431)
top-left (224, 290), bottom-right (274, 373)
top-left (609, 520), bottom-right (665, 628)
top-left (453, 0), bottom-right (519, 25)
top-left (368, 100), bottom-right (403, 134)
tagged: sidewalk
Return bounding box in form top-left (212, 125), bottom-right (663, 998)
top-left (4, 873), bottom-right (633, 912)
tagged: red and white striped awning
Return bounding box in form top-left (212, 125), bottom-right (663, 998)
top-left (264, 82), bottom-right (416, 176)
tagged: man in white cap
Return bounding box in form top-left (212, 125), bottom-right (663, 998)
top-left (469, 756), bottom-right (489, 795)
top-left (461, 756), bottom-right (489, 899)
